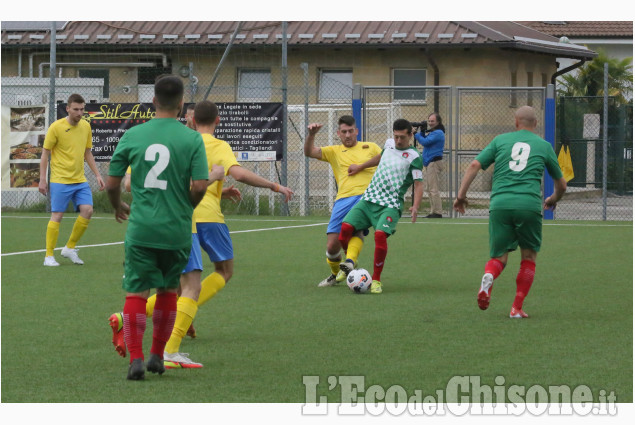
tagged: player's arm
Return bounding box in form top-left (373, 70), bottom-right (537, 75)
top-left (85, 148), bottom-right (105, 190)
top-left (228, 165), bottom-right (293, 202)
top-left (304, 123), bottom-right (323, 160)
top-left (189, 179), bottom-right (208, 208)
top-left (348, 153), bottom-right (381, 176)
top-left (106, 175), bottom-right (130, 223)
top-left (409, 180), bottom-right (424, 223)
top-left (453, 159), bottom-right (482, 214)
top-left (544, 177), bottom-right (567, 210)
top-left (208, 164), bottom-right (225, 185)
top-left (38, 148), bottom-right (51, 195)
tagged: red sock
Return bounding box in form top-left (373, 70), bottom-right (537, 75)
top-left (150, 291), bottom-right (177, 357)
top-left (485, 258), bottom-right (505, 279)
top-left (513, 260), bottom-right (536, 310)
top-left (372, 231), bottom-right (388, 281)
top-left (338, 222), bottom-right (355, 252)
top-left (123, 296), bottom-right (147, 363)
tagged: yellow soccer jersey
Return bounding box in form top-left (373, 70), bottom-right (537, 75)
top-left (193, 133), bottom-right (240, 225)
top-left (43, 117), bottom-right (92, 184)
top-left (320, 141), bottom-right (382, 200)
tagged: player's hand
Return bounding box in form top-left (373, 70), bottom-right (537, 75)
top-left (307, 123), bottom-right (323, 136)
top-left (409, 206), bottom-right (418, 223)
top-left (543, 196), bottom-right (558, 211)
top-left (222, 185), bottom-right (242, 203)
top-left (348, 164), bottom-right (362, 176)
top-left (277, 185), bottom-right (294, 202)
top-left (38, 180), bottom-right (47, 196)
top-left (453, 197), bottom-right (468, 214)
top-left (114, 202), bottom-right (130, 223)
top-left (209, 164), bottom-right (225, 183)
top-left (96, 176), bottom-right (106, 191)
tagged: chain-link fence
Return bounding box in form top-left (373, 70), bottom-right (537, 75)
top-left (2, 36), bottom-right (632, 221)
top-left (556, 96), bottom-right (633, 221)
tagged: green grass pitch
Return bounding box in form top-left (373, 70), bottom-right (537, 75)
top-left (1, 213), bottom-right (632, 404)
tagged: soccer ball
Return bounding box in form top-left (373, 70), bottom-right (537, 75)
top-left (347, 268), bottom-right (372, 293)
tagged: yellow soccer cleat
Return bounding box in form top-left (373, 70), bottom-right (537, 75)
top-left (370, 280), bottom-right (383, 294)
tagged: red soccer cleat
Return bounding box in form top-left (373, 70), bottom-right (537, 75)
top-left (509, 307), bottom-right (529, 318)
top-left (109, 312), bottom-right (127, 357)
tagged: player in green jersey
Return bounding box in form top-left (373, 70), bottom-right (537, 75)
top-left (106, 75), bottom-right (213, 380)
top-left (339, 119), bottom-right (424, 294)
top-left (453, 106), bottom-right (567, 318)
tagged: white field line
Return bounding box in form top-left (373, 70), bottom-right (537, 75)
top-left (0, 222), bottom-right (328, 257)
top-left (1, 217), bottom-right (630, 257)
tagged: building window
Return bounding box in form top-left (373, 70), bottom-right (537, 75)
top-left (318, 69), bottom-right (353, 103)
top-left (527, 71), bottom-right (534, 106)
top-left (238, 69), bottom-right (271, 101)
top-left (79, 69), bottom-right (109, 99)
top-left (393, 69), bottom-right (427, 102)
top-left (138, 63), bottom-right (172, 85)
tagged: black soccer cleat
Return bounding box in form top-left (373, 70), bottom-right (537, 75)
top-left (146, 353), bottom-right (165, 375)
top-left (127, 358), bottom-right (145, 381)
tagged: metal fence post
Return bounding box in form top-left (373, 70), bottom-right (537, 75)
top-left (353, 84), bottom-right (363, 141)
top-left (602, 62), bottom-right (609, 221)
top-left (544, 84), bottom-right (556, 220)
top-left (46, 21), bottom-right (57, 214)
top-left (302, 62), bottom-right (310, 216)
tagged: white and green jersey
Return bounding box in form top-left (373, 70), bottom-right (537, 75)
top-left (361, 139), bottom-right (423, 212)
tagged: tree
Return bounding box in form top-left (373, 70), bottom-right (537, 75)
top-left (557, 49), bottom-right (633, 104)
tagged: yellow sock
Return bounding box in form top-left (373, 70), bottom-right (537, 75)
top-left (46, 221), bottom-right (60, 257)
top-left (165, 297), bottom-right (198, 354)
top-left (346, 236), bottom-right (364, 264)
top-left (66, 216), bottom-right (90, 249)
top-left (198, 272), bottom-right (226, 307)
top-left (327, 257), bottom-right (340, 275)
top-left (146, 293), bottom-right (157, 318)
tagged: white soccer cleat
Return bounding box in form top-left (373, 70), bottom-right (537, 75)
top-left (163, 352), bottom-right (203, 369)
top-left (61, 246), bottom-right (84, 265)
top-left (339, 259), bottom-right (356, 278)
top-left (317, 274), bottom-right (338, 287)
top-left (43, 256), bottom-right (60, 267)
top-left (477, 273), bottom-right (493, 310)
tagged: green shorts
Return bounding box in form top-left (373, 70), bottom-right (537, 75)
top-left (122, 242), bottom-right (191, 293)
top-left (342, 199), bottom-right (401, 236)
top-left (488, 209), bottom-right (543, 258)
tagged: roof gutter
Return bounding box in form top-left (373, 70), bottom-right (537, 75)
top-left (551, 59), bottom-right (587, 85)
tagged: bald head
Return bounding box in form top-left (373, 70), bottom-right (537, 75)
top-left (515, 106), bottom-right (537, 130)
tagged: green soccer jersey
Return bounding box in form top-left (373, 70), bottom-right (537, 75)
top-left (361, 142), bottom-right (423, 212)
top-left (109, 118), bottom-right (208, 250)
top-left (475, 129), bottom-right (563, 212)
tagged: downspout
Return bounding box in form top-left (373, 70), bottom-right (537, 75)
top-left (423, 49), bottom-right (440, 111)
top-left (551, 59), bottom-right (587, 85)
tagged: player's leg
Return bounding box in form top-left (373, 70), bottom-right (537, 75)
top-left (197, 222), bottom-right (233, 306)
top-left (44, 183), bottom-right (69, 266)
top-left (119, 243), bottom-right (157, 379)
top-left (62, 183), bottom-right (94, 264)
top-left (481, 210), bottom-right (517, 310)
top-left (164, 234), bottom-right (204, 368)
top-left (510, 210), bottom-right (542, 318)
top-left (148, 247), bottom-right (188, 373)
top-left (368, 206), bottom-right (400, 294)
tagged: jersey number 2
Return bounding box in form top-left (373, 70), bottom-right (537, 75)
top-left (144, 144), bottom-right (170, 190)
top-left (509, 142), bottom-right (530, 172)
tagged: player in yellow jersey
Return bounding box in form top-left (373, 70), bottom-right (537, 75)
top-left (38, 93), bottom-right (105, 266)
top-left (159, 100), bottom-right (293, 368)
top-left (304, 116), bottom-right (382, 287)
